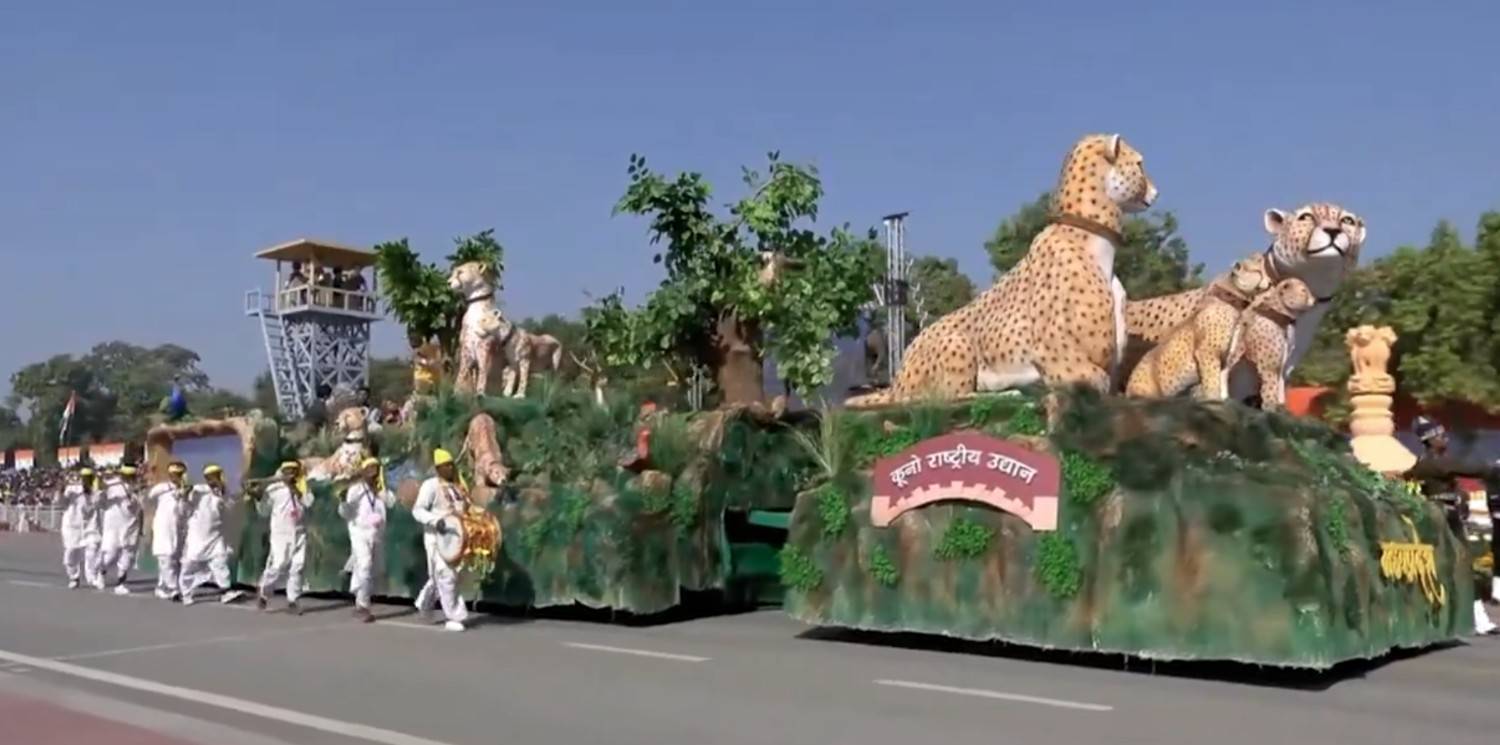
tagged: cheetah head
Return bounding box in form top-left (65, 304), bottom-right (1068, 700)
top-left (1264, 203), bottom-right (1365, 300)
top-left (1056, 134), bottom-right (1159, 218)
top-left (1273, 278), bottom-right (1318, 316)
top-left (447, 261), bottom-right (499, 298)
top-left (1227, 254), bottom-right (1273, 295)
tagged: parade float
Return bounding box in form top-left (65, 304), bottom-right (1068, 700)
top-left (152, 135), bottom-right (1476, 670)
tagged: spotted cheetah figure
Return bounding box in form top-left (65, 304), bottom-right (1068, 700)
top-left (845, 134), bottom-right (1157, 408)
top-left (1223, 278), bottom-right (1318, 410)
top-left (1125, 253), bottom-right (1271, 400)
top-left (1122, 203), bottom-right (1365, 398)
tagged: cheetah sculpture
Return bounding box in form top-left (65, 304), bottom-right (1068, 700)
top-left (1223, 277), bottom-right (1318, 410)
top-left (1125, 253), bottom-right (1271, 400)
top-left (845, 133), bottom-right (1157, 408)
top-left (449, 261), bottom-right (534, 398)
top-left (1123, 203), bottom-right (1364, 399)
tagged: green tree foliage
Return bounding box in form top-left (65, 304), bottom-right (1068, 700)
top-left (985, 191), bottom-right (1204, 297)
top-left (7, 342), bottom-right (242, 451)
top-left (585, 153), bottom-right (882, 404)
top-left (1293, 214), bottom-right (1500, 411)
top-left (909, 256), bottom-right (976, 323)
top-left (0, 406), bottom-right (26, 450)
top-left (373, 229), bottom-right (506, 360)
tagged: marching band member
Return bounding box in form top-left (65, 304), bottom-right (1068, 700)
top-left (411, 449), bottom-right (469, 632)
top-left (255, 461), bottom-right (313, 615)
top-left (339, 457), bottom-right (396, 622)
top-left (179, 464), bottom-right (246, 606)
top-left (149, 462), bottom-right (190, 599)
top-left (97, 465), bottom-right (144, 594)
top-left (58, 467), bottom-right (102, 589)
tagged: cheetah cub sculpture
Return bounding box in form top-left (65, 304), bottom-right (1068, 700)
top-left (1223, 277), bottom-right (1317, 410)
top-left (1125, 254), bottom-right (1271, 400)
top-left (845, 133), bottom-right (1157, 408)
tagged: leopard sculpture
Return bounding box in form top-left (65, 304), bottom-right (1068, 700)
top-left (845, 133), bottom-right (1157, 408)
top-left (1125, 253), bottom-right (1272, 400)
top-left (1223, 277), bottom-right (1318, 410)
top-left (1123, 203), bottom-right (1364, 399)
top-left (448, 261), bottom-right (534, 398)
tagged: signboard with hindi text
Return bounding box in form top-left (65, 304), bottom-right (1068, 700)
top-left (870, 430), bottom-right (1060, 531)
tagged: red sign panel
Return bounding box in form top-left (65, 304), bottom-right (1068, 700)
top-left (870, 430), bottom-right (1060, 531)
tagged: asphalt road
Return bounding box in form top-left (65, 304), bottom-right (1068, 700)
top-left (1, 533), bottom-right (1498, 745)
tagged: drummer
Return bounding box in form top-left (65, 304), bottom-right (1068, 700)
top-left (411, 449), bottom-right (469, 632)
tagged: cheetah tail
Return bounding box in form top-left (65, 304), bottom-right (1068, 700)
top-left (842, 389), bottom-right (895, 409)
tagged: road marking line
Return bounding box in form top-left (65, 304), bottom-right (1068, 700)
top-left (0, 647), bottom-right (462, 745)
top-left (53, 624), bottom-right (348, 662)
top-left (873, 679), bottom-right (1113, 712)
top-left (563, 642), bottom-right (710, 662)
top-left (7, 580), bottom-right (54, 588)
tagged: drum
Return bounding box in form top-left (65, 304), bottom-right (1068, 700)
top-left (435, 514), bottom-right (466, 565)
top-left (435, 507), bottom-right (502, 569)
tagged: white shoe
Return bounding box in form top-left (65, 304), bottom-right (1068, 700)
top-left (67, 580), bottom-right (79, 589)
top-left (182, 594), bottom-right (196, 606)
top-left (113, 585), bottom-right (130, 596)
top-left (154, 588), bottom-right (171, 599)
top-left (443, 621), bottom-right (465, 632)
top-left (221, 590), bottom-right (245, 604)
top-left (1474, 601), bottom-right (1497, 635)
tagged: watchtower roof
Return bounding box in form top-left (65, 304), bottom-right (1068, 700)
top-left (255, 238), bottom-right (376, 268)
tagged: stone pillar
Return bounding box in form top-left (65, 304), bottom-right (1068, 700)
top-left (1345, 325), bottom-right (1416, 473)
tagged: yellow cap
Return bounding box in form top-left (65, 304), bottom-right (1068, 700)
top-left (80, 468), bottom-right (95, 477)
top-left (360, 457), bottom-right (380, 469)
top-left (433, 449), bottom-right (454, 467)
top-left (119, 465), bottom-right (137, 476)
top-left (279, 461), bottom-right (301, 473)
top-left (204, 464), bottom-right (223, 476)
top-left (167, 462), bottom-right (187, 475)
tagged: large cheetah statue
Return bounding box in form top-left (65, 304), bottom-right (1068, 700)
top-left (1123, 203), bottom-right (1364, 399)
top-left (1223, 277), bottom-right (1318, 410)
top-left (449, 261), bottom-right (534, 398)
top-left (1125, 253), bottom-right (1271, 400)
top-left (845, 133), bottom-right (1157, 408)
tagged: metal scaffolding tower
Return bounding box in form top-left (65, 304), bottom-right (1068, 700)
top-left (245, 239), bottom-right (381, 419)
top-left (881, 212), bottom-right (910, 382)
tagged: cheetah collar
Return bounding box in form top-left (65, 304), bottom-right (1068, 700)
top-left (1261, 247), bottom-right (1336, 304)
top-left (1051, 213), bottom-right (1124, 247)
top-left (1253, 303), bottom-right (1298, 328)
top-left (1207, 284), bottom-right (1254, 311)
top-left (465, 291), bottom-right (495, 303)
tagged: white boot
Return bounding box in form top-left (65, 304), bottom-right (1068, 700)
top-left (1474, 601), bottom-right (1497, 635)
top-left (443, 621), bottom-right (465, 632)
top-left (221, 590), bottom-right (245, 604)
top-left (113, 585), bottom-right (130, 596)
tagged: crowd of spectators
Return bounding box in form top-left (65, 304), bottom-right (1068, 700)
top-left (0, 466), bottom-right (68, 506)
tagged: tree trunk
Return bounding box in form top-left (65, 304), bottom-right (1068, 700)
top-left (711, 315), bottom-right (765, 406)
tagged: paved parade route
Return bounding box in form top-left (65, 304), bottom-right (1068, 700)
top-left (2, 533), bottom-right (1498, 745)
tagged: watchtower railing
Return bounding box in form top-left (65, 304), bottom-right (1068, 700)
top-left (274, 284), bottom-right (380, 318)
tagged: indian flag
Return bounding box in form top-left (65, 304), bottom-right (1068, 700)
top-left (58, 391), bottom-right (77, 445)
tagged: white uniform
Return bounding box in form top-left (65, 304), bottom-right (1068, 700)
top-left (339, 480), bottom-right (395, 609)
top-left (179, 484), bottom-right (238, 602)
top-left (58, 482), bottom-right (101, 586)
top-left (149, 481), bottom-right (187, 597)
top-left (97, 477), bottom-right (143, 590)
top-left (411, 477), bottom-right (469, 625)
top-left (257, 482), bottom-right (312, 602)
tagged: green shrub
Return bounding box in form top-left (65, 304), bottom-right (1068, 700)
top-left (779, 545), bottom-right (823, 592)
top-left (934, 517), bottom-right (994, 560)
top-left (868, 543), bottom-right (899, 586)
top-left (816, 483), bottom-right (850, 538)
top-left (1035, 533), bottom-right (1082, 598)
top-left (1061, 450), bottom-right (1114, 509)
top-left (1323, 496), bottom-right (1350, 554)
top-left (669, 478), bottom-right (699, 534)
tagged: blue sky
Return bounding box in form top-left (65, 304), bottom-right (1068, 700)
top-left (2, 1), bottom-right (1498, 396)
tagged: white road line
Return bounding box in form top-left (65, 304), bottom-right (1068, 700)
top-left (53, 624), bottom-right (348, 662)
top-left (563, 642), bottom-right (710, 662)
top-left (874, 679), bottom-right (1113, 712)
top-left (0, 647), bottom-right (462, 745)
top-left (6, 580), bottom-right (53, 588)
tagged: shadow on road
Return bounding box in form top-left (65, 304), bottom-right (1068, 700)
top-left (795, 626), bottom-right (1467, 690)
